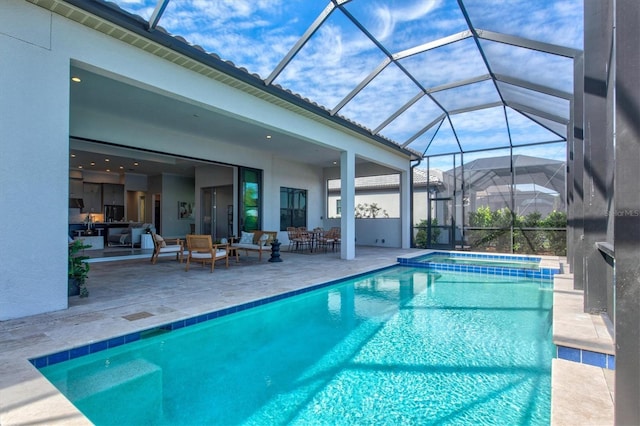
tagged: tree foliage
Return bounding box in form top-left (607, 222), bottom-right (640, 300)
top-left (355, 203), bottom-right (389, 218)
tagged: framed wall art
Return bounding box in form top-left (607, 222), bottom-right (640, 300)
top-left (178, 201), bottom-right (194, 219)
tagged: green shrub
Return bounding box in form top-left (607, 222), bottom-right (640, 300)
top-left (514, 211), bottom-right (545, 254)
top-left (414, 218), bottom-right (441, 248)
top-left (541, 210), bottom-right (567, 255)
top-left (69, 239), bottom-right (90, 297)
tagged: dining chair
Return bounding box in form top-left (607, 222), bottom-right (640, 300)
top-left (286, 227), bottom-right (299, 252)
top-left (316, 229), bottom-right (335, 253)
top-left (328, 227), bottom-right (341, 251)
top-left (297, 227), bottom-right (314, 252)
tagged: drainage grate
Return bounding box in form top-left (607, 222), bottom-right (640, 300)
top-left (122, 311), bottom-right (154, 321)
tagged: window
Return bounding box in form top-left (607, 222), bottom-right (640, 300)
top-left (280, 187), bottom-right (307, 231)
top-left (336, 199), bottom-right (341, 216)
top-left (239, 167), bottom-right (262, 231)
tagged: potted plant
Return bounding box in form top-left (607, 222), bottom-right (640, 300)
top-left (68, 239), bottom-right (91, 297)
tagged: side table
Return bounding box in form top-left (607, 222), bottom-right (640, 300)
top-left (227, 245), bottom-right (240, 262)
top-left (141, 233), bottom-right (154, 249)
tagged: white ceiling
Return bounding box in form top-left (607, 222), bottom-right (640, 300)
top-left (69, 67), bottom-right (361, 177)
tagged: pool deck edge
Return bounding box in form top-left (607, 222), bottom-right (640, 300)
top-left (551, 271), bottom-right (615, 425)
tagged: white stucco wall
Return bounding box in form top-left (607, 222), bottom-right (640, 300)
top-left (0, 0), bottom-right (70, 319)
top-left (328, 190), bottom-right (431, 224)
top-left (0, 0), bottom-right (411, 319)
top-left (323, 218), bottom-right (402, 248)
top-left (269, 156), bottom-right (325, 242)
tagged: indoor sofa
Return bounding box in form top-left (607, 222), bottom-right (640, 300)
top-left (107, 223), bottom-right (154, 247)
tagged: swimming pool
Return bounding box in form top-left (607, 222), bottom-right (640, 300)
top-left (36, 266), bottom-right (554, 425)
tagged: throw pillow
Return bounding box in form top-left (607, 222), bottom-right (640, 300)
top-left (259, 233), bottom-right (270, 246)
top-left (154, 234), bottom-right (167, 247)
top-left (239, 231), bottom-right (254, 244)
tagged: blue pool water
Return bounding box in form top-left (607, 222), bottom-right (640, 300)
top-left (38, 266), bottom-right (554, 425)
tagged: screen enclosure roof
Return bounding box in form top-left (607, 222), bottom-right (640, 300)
top-left (60, 0), bottom-right (583, 159)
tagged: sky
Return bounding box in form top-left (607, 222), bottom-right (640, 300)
top-left (110, 0), bottom-right (583, 158)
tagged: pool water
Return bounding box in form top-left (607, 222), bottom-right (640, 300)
top-left (421, 254), bottom-right (540, 270)
top-left (39, 266), bottom-right (554, 425)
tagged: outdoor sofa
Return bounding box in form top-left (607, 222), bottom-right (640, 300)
top-left (232, 231), bottom-right (277, 261)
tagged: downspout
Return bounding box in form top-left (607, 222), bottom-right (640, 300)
top-left (410, 158), bottom-right (422, 248)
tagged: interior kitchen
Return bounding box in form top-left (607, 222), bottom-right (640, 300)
top-left (68, 164), bottom-right (158, 250)
top-left (68, 143), bottom-right (234, 252)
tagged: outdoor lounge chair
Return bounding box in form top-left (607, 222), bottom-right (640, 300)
top-left (185, 234), bottom-right (229, 272)
top-left (150, 231), bottom-right (184, 264)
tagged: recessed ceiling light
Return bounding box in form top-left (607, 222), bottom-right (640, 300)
top-left (78, 165), bottom-right (83, 169)
top-left (119, 165), bottom-right (124, 169)
top-left (105, 158), bottom-right (110, 162)
top-left (266, 135), bottom-right (272, 139)
top-left (333, 161), bottom-right (338, 165)
top-left (133, 162), bottom-right (139, 166)
top-left (71, 76), bottom-right (81, 83)
top-left (90, 162), bottom-right (96, 166)
top-left (70, 153), bottom-right (76, 158)
top-left (106, 169), bottom-right (111, 172)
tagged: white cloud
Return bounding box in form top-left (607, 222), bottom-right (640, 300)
top-left (370, 0), bottom-right (441, 41)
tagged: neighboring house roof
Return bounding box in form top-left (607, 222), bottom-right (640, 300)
top-left (327, 169), bottom-right (443, 192)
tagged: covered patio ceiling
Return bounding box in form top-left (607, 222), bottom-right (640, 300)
top-left (58, 0), bottom-right (583, 160)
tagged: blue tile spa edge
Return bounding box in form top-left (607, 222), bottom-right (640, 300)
top-left (398, 251), bottom-right (560, 279)
top-left (30, 265), bottom-right (397, 369)
top-left (556, 345), bottom-right (615, 370)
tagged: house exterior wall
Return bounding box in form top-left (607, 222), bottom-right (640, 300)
top-left (322, 218), bottom-right (402, 248)
top-left (0, 0), bottom-right (411, 319)
top-left (0, 1), bottom-right (71, 319)
top-left (328, 188), bottom-right (430, 224)
top-left (270, 156), bottom-right (325, 237)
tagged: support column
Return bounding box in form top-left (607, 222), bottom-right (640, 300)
top-left (582, 0), bottom-right (613, 313)
top-left (614, 0), bottom-right (640, 423)
top-left (340, 150), bottom-right (355, 260)
top-left (570, 52), bottom-right (585, 290)
top-left (400, 168), bottom-right (411, 249)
